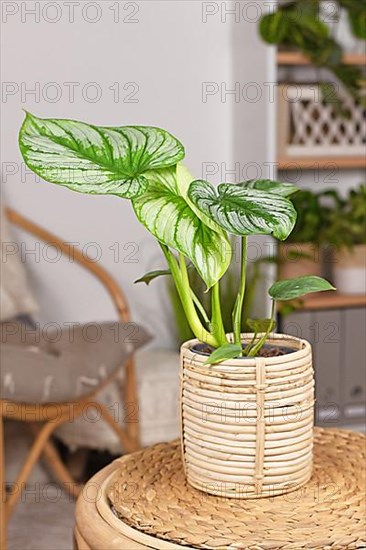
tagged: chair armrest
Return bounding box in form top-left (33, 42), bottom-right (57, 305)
top-left (6, 208), bottom-right (130, 323)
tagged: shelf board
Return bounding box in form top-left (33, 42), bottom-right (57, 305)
top-left (277, 157), bottom-right (366, 170)
top-left (284, 293), bottom-right (366, 312)
top-left (277, 51), bottom-right (366, 66)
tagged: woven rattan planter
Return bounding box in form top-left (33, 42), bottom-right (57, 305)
top-left (180, 333), bottom-right (314, 498)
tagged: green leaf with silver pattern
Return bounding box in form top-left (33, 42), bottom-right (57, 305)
top-left (188, 179), bottom-right (297, 240)
top-left (19, 112), bottom-right (185, 199)
top-left (239, 179), bottom-right (298, 197)
top-left (132, 165), bottom-right (231, 289)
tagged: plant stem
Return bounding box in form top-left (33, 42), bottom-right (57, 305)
top-left (232, 236), bottom-right (248, 350)
top-left (242, 261), bottom-right (260, 326)
top-left (160, 243), bottom-right (218, 347)
top-left (243, 331), bottom-right (258, 356)
top-left (247, 300), bottom-right (276, 357)
top-left (178, 252), bottom-right (219, 347)
top-left (191, 290), bottom-right (210, 325)
top-left (210, 282), bottom-right (227, 346)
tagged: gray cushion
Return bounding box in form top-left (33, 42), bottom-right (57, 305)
top-left (0, 321), bottom-right (151, 404)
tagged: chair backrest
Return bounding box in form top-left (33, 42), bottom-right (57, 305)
top-left (6, 208), bottom-right (131, 324)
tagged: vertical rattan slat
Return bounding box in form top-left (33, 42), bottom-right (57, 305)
top-left (254, 358), bottom-right (266, 494)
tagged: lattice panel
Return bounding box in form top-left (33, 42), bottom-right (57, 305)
top-left (278, 85), bottom-right (366, 158)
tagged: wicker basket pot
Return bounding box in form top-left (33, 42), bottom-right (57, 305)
top-left (180, 333), bottom-right (314, 499)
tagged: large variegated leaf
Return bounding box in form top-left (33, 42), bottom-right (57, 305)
top-left (19, 112), bottom-right (184, 199)
top-left (240, 179), bottom-right (298, 197)
top-left (176, 164), bottom-right (229, 234)
top-left (132, 167), bottom-right (231, 289)
top-left (188, 180), bottom-right (297, 240)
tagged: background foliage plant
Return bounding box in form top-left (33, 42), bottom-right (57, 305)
top-left (279, 185), bottom-right (366, 248)
top-left (286, 189), bottom-right (343, 245)
top-left (19, 113), bottom-right (335, 361)
top-left (286, 189), bottom-right (329, 244)
top-left (259, 0), bottom-right (366, 106)
top-left (323, 184), bottom-right (366, 249)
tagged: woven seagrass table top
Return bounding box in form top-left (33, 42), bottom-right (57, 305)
top-left (106, 428), bottom-right (366, 550)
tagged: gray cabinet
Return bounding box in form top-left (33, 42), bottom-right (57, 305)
top-left (281, 307), bottom-right (365, 428)
top-left (342, 309), bottom-right (366, 423)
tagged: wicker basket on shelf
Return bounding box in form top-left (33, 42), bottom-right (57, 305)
top-left (277, 84), bottom-right (366, 160)
top-left (180, 333), bottom-right (314, 498)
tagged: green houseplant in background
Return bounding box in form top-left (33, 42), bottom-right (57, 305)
top-left (324, 184), bottom-right (366, 294)
top-left (19, 113), bottom-right (334, 498)
top-left (259, 0), bottom-right (366, 106)
top-left (277, 189), bottom-right (329, 281)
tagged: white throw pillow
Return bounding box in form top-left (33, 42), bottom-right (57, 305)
top-left (0, 207), bottom-right (39, 321)
top-left (55, 348), bottom-right (181, 452)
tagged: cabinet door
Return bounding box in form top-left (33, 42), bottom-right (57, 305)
top-left (343, 308), bottom-right (366, 423)
top-left (281, 312), bottom-right (313, 341)
top-left (312, 310), bottom-right (342, 426)
top-left (281, 310), bottom-right (342, 426)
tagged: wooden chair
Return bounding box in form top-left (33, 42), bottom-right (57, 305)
top-left (0, 208), bottom-right (141, 550)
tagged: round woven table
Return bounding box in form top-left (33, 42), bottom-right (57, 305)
top-left (74, 428), bottom-right (366, 550)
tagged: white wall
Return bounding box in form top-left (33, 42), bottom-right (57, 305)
top-left (1, 1), bottom-right (275, 347)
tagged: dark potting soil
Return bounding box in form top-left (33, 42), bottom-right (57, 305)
top-left (192, 342), bottom-right (294, 358)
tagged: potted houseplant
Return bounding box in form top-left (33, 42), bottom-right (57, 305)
top-left (19, 113), bottom-right (335, 498)
top-left (277, 189), bottom-right (327, 280)
top-left (325, 184), bottom-right (366, 294)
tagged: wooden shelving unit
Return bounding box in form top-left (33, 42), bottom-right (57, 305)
top-left (276, 50), bottom-right (366, 310)
top-left (277, 51), bottom-right (366, 66)
top-left (278, 157), bottom-right (366, 170)
top-left (277, 50), bottom-right (366, 171)
top-left (276, 49), bottom-right (366, 430)
top-left (300, 293), bottom-right (366, 311)
top-left (279, 292), bottom-right (366, 313)
top-left (280, 293), bottom-right (366, 313)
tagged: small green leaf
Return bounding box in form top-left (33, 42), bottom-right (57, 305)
top-left (134, 269), bottom-right (171, 285)
top-left (188, 180), bottom-right (297, 240)
top-left (204, 343), bottom-right (242, 365)
top-left (259, 12), bottom-right (288, 44)
top-left (269, 276), bottom-right (336, 301)
top-left (247, 318), bottom-right (276, 333)
top-left (346, 9), bottom-right (366, 40)
top-left (296, 14), bottom-right (330, 40)
top-left (19, 112), bottom-right (185, 199)
top-left (240, 179), bottom-right (298, 197)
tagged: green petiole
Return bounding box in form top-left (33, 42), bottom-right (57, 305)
top-left (232, 236), bottom-right (248, 352)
